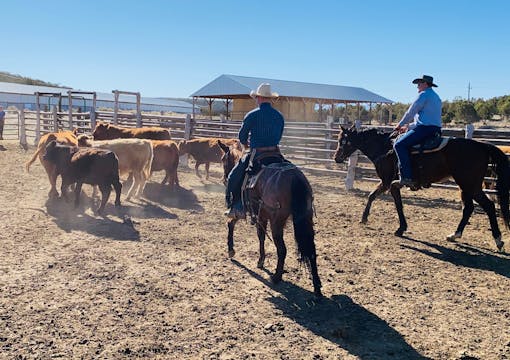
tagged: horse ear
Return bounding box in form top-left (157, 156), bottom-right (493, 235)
top-left (217, 140), bottom-right (229, 153)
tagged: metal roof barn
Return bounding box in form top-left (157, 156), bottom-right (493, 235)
top-left (190, 74), bottom-right (393, 121)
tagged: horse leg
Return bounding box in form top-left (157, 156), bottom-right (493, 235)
top-left (227, 218), bottom-right (238, 258)
top-left (447, 191), bottom-right (474, 242)
top-left (473, 191), bottom-right (504, 251)
top-left (256, 218), bottom-right (268, 269)
top-left (389, 185), bottom-right (408, 236)
top-left (269, 219), bottom-right (287, 284)
top-left (205, 163), bottom-right (210, 180)
top-left (361, 182), bottom-right (387, 223)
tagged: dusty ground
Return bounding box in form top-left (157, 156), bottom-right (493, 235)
top-left (1, 140), bottom-right (510, 360)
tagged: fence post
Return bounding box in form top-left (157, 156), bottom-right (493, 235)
top-left (90, 107), bottom-right (96, 132)
top-left (465, 123), bottom-right (474, 139)
top-left (68, 93), bottom-right (73, 130)
top-left (345, 119), bottom-right (361, 190)
top-left (19, 110), bottom-right (27, 148)
top-left (35, 93), bottom-right (41, 145)
top-left (52, 106), bottom-right (58, 132)
top-left (179, 114), bottom-right (192, 167)
top-left (325, 115), bottom-right (333, 153)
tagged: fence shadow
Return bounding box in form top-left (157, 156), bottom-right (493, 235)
top-left (400, 236), bottom-right (510, 278)
top-left (230, 259), bottom-right (428, 359)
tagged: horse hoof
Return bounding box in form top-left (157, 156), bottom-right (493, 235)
top-left (228, 249), bottom-right (235, 258)
top-left (446, 232), bottom-right (462, 242)
top-left (257, 261), bottom-right (264, 269)
top-left (495, 237), bottom-right (505, 252)
top-left (360, 218), bottom-right (368, 224)
top-left (394, 229), bottom-right (405, 237)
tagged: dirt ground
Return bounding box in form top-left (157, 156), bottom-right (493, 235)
top-left (1, 140), bottom-right (510, 360)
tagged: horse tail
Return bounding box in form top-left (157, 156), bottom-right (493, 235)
top-left (487, 143), bottom-right (510, 229)
top-left (291, 172), bottom-right (317, 268)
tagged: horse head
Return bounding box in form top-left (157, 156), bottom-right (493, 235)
top-left (218, 140), bottom-right (242, 185)
top-left (333, 126), bottom-right (359, 163)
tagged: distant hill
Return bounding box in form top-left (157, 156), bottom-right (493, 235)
top-left (0, 71), bottom-right (63, 87)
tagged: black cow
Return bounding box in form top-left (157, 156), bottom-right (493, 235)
top-left (43, 140), bottom-right (122, 213)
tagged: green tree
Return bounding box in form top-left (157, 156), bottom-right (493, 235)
top-left (474, 100), bottom-right (497, 120)
top-left (454, 100), bottom-right (480, 124)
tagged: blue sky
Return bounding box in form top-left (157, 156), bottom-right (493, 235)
top-left (3, 1), bottom-right (509, 103)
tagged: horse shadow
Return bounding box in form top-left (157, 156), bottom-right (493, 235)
top-left (41, 197), bottom-right (141, 241)
top-left (143, 183), bottom-right (203, 211)
top-left (400, 236), bottom-right (510, 278)
top-left (231, 259), bottom-right (428, 359)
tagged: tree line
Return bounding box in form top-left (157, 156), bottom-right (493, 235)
top-left (331, 95), bottom-right (510, 126)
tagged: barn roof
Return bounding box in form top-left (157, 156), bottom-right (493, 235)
top-left (0, 82), bottom-right (195, 111)
top-left (190, 74), bottom-right (393, 103)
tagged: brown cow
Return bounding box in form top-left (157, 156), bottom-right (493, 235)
top-left (151, 140), bottom-right (180, 189)
top-left (42, 140), bottom-right (122, 214)
top-left (178, 138), bottom-right (241, 179)
top-left (25, 129), bottom-right (79, 198)
top-left (93, 121), bottom-right (170, 140)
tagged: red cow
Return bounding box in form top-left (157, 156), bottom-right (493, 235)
top-left (25, 129), bottom-right (79, 198)
top-left (93, 121), bottom-right (170, 140)
top-left (42, 140), bottom-right (122, 214)
top-left (151, 140), bottom-right (180, 189)
top-left (178, 138), bottom-right (241, 179)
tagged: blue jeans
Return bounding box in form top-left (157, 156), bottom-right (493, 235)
top-left (225, 153), bottom-right (250, 208)
top-left (393, 125), bottom-right (441, 180)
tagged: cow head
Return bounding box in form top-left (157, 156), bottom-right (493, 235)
top-left (77, 134), bottom-right (93, 147)
top-left (43, 140), bottom-right (76, 165)
top-left (92, 122), bottom-right (109, 140)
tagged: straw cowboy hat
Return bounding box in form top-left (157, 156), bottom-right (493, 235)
top-left (250, 83), bottom-right (279, 98)
top-left (412, 75), bottom-right (438, 87)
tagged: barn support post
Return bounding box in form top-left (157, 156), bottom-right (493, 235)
top-left (19, 110), bottom-right (27, 148)
top-left (345, 119), bottom-right (362, 190)
top-left (68, 93), bottom-right (73, 130)
top-left (465, 124), bottom-right (474, 139)
top-left (52, 105), bottom-right (58, 132)
top-left (35, 92), bottom-right (41, 145)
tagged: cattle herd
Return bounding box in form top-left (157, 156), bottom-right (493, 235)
top-left (25, 121), bottom-right (241, 213)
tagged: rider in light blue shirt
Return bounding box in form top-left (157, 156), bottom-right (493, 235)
top-left (393, 75), bottom-right (442, 188)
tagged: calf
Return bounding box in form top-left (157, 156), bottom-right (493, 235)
top-left (26, 129), bottom-right (78, 198)
top-left (93, 121), bottom-right (170, 140)
top-left (151, 140), bottom-right (180, 189)
top-left (178, 137), bottom-right (241, 179)
top-left (78, 135), bottom-right (153, 200)
top-left (42, 140), bottom-right (122, 214)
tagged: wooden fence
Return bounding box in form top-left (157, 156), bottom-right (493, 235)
top-left (5, 108), bottom-right (510, 192)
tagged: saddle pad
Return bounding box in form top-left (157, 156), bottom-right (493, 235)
top-left (246, 162), bottom-right (297, 189)
top-left (410, 137), bottom-right (451, 154)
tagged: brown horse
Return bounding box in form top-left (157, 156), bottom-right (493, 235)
top-left (333, 126), bottom-right (510, 252)
top-left (218, 141), bottom-right (322, 297)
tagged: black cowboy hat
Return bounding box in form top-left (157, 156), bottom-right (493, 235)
top-left (412, 75), bottom-right (438, 87)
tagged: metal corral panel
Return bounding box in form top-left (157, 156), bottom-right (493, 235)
top-left (191, 74), bottom-right (393, 103)
top-left (0, 82), bottom-right (196, 113)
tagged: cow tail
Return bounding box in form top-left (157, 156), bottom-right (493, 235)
top-left (487, 143), bottom-right (510, 229)
top-left (25, 146), bottom-right (44, 172)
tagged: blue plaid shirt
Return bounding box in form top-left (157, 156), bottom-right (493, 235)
top-left (239, 102), bottom-right (284, 149)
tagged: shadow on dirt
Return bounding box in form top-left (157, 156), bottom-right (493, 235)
top-left (400, 236), bottom-right (510, 278)
top-left (42, 194), bottom-right (178, 241)
top-left (143, 183), bottom-right (203, 211)
top-left (231, 259), bottom-right (429, 359)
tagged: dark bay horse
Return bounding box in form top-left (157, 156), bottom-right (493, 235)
top-left (334, 126), bottom-right (510, 252)
top-left (218, 140), bottom-right (322, 297)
